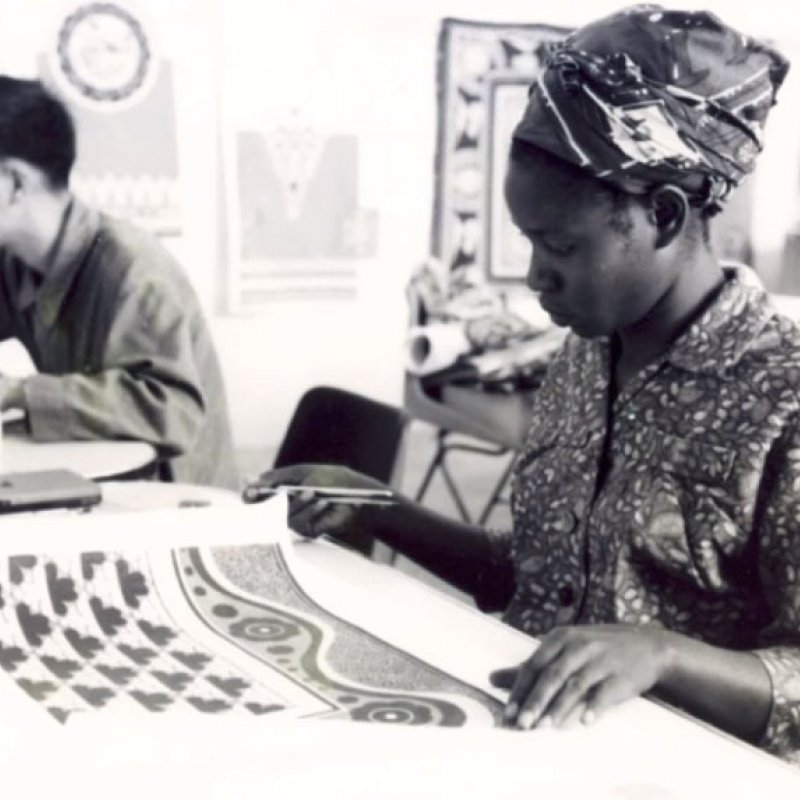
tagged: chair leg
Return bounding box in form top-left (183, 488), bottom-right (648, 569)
top-left (414, 430), bottom-right (472, 522)
top-left (414, 430), bottom-right (515, 525)
top-left (435, 449), bottom-right (472, 523)
top-left (478, 454), bottom-right (515, 525)
top-left (414, 429), bottom-right (447, 504)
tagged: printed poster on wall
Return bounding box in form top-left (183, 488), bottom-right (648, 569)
top-left (39, 0), bottom-right (181, 235)
top-left (222, 107), bottom-right (378, 311)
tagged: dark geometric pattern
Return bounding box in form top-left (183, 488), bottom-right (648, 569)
top-left (0, 542), bottom-right (502, 728)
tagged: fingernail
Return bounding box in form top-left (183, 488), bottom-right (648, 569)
top-left (503, 701), bottom-right (518, 720)
top-left (518, 710), bottom-right (536, 730)
top-left (582, 710), bottom-right (596, 726)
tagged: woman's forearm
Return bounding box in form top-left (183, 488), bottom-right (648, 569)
top-left (362, 498), bottom-right (511, 600)
top-left (654, 630), bottom-right (772, 743)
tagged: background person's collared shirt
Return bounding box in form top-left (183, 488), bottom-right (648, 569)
top-left (492, 271), bottom-right (800, 763)
top-left (0, 198), bottom-right (238, 489)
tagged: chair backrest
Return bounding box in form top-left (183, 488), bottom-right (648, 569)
top-left (273, 386), bottom-right (409, 488)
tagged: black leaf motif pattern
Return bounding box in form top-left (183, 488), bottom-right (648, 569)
top-left (41, 655), bottom-right (82, 681)
top-left (81, 552), bottom-right (106, 581)
top-left (48, 707), bottom-right (72, 724)
top-left (15, 603), bottom-right (51, 647)
top-left (245, 702), bottom-right (285, 715)
top-left (17, 677), bottom-right (57, 701)
top-left (89, 597), bottom-right (126, 637)
top-left (138, 620), bottom-right (176, 646)
top-left (171, 650), bottom-right (211, 672)
top-left (9, 555), bottom-right (37, 586)
top-left (130, 690), bottom-right (173, 712)
top-left (186, 696), bottom-right (231, 713)
top-left (118, 643), bottom-right (158, 666)
top-left (0, 642), bottom-right (27, 672)
top-left (95, 664), bottom-right (136, 686)
top-left (116, 559), bottom-right (148, 608)
top-left (206, 675), bottom-right (250, 698)
top-left (151, 670), bottom-right (194, 693)
top-left (64, 628), bottom-right (104, 660)
top-left (72, 684), bottom-right (115, 708)
top-left (46, 563), bottom-right (78, 616)
top-left (0, 544), bottom-right (494, 734)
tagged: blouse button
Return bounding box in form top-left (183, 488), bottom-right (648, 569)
top-left (558, 585), bottom-right (575, 606)
top-left (551, 510), bottom-right (578, 534)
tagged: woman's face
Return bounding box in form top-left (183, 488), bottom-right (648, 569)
top-left (505, 157), bottom-right (666, 339)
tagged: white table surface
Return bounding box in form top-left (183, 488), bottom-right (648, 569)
top-left (96, 480), bottom-right (241, 511)
top-left (1, 424), bottom-right (157, 481)
top-left (0, 500), bottom-right (797, 798)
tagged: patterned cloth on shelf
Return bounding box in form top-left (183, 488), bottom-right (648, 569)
top-left (406, 259), bottom-right (563, 392)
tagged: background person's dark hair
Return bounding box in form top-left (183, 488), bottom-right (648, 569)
top-left (0, 76), bottom-right (75, 188)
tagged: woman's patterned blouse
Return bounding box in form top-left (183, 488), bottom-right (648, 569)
top-left (499, 272), bottom-right (800, 763)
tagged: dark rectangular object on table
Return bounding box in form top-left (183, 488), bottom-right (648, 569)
top-left (0, 469), bottom-right (102, 514)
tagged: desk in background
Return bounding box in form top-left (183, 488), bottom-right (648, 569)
top-left (0, 344), bottom-right (158, 481)
top-left (2, 420), bottom-right (157, 481)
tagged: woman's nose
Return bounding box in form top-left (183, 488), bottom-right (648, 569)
top-left (526, 251), bottom-right (560, 293)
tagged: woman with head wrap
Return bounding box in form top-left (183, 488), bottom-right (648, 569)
top-left (255, 6), bottom-right (799, 765)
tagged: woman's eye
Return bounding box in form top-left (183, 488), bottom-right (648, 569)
top-left (541, 238), bottom-right (575, 256)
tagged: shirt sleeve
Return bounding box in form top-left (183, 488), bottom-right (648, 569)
top-left (20, 272), bottom-right (206, 457)
top-left (751, 420), bottom-right (800, 763)
top-left (0, 260), bottom-right (19, 343)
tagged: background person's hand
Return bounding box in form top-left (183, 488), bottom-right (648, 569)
top-left (248, 464), bottom-right (393, 545)
top-left (489, 624), bottom-right (674, 731)
top-left (0, 375), bottom-right (25, 412)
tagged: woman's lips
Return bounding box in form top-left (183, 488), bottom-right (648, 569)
top-left (539, 297), bottom-right (572, 324)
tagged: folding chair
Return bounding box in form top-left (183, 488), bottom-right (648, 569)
top-left (404, 373), bottom-right (532, 525)
top-left (271, 385), bottom-right (409, 555)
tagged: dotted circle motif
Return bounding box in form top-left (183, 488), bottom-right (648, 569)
top-left (56, 2), bottom-right (151, 103)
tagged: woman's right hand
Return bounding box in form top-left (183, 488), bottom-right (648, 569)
top-left (247, 463), bottom-right (395, 545)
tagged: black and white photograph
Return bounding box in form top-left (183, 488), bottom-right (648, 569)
top-left (0, 0), bottom-right (799, 797)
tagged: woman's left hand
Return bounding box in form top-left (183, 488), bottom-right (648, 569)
top-left (489, 624), bottom-right (675, 730)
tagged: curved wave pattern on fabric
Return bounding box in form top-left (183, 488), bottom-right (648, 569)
top-left (179, 545), bottom-right (502, 727)
top-left (0, 545), bottom-right (502, 728)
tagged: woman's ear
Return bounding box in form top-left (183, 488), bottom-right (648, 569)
top-left (0, 161), bottom-right (26, 205)
top-left (0, 163), bottom-right (15, 205)
top-left (647, 185), bottom-right (688, 249)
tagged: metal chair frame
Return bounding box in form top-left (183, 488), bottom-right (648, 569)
top-left (413, 428), bottom-right (514, 525)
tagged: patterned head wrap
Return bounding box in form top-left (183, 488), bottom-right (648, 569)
top-left (512, 5), bottom-right (789, 212)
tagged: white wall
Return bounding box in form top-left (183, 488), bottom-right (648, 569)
top-left (2, 0), bottom-right (800, 454)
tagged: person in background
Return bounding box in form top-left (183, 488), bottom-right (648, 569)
top-left (255, 6), bottom-right (800, 765)
top-left (0, 76), bottom-right (237, 489)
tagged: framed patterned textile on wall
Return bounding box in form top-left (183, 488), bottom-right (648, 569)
top-left (431, 18), bottom-right (570, 284)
